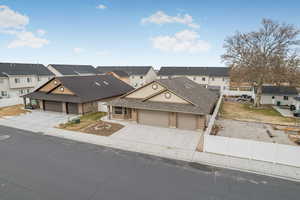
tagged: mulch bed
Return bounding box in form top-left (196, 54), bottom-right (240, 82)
top-left (82, 121), bottom-right (124, 136)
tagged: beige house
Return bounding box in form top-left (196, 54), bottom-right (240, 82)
top-left (107, 77), bottom-right (218, 131)
top-left (24, 75), bottom-right (133, 114)
top-left (0, 63), bottom-right (54, 98)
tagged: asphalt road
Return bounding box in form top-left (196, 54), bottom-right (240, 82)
top-left (0, 126), bottom-right (299, 200)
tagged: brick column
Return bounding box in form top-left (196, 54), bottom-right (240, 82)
top-left (131, 108), bottom-right (138, 123)
top-left (196, 115), bottom-right (206, 131)
top-left (169, 112), bottom-right (177, 128)
top-left (62, 102), bottom-right (67, 114)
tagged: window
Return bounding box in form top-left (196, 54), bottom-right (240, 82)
top-left (114, 107), bottom-right (123, 114)
top-left (37, 77), bottom-right (41, 81)
top-left (1, 91), bottom-right (7, 96)
top-left (27, 89), bottom-right (30, 93)
top-left (193, 77), bottom-right (196, 81)
top-left (14, 78), bottom-right (20, 84)
top-left (165, 92), bottom-right (171, 99)
top-left (152, 84), bottom-right (158, 90)
top-left (19, 89), bottom-right (24, 95)
top-left (140, 76), bottom-right (143, 79)
top-left (27, 77), bottom-right (32, 83)
top-left (283, 96), bottom-right (289, 100)
top-left (211, 77), bottom-right (215, 81)
top-left (202, 77), bottom-right (206, 81)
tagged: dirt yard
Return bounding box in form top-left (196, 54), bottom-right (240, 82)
top-left (58, 112), bottom-right (123, 136)
top-left (0, 104), bottom-right (30, 117)
top-left (220, 101), bottom-right (297, 126)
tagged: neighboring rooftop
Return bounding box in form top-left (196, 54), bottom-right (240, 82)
top-left (0, 62), bottom-right (54, 77)
top-left (49, 64), bottom-right (98, 76)
top-left (25, 75), bottom-right (134, 103)
top-left (261, 86), bottom-right (298, 95)
top-left (157, 66), bottom-right (229, 77)
top-left (108, 77), bottom-right (218, 115)
top-left (97, 66), bottom-right (152, 75)
top-left (111, 70), bottom-right (129, 77)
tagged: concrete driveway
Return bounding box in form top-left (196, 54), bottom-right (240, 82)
top-left (110, 121), bottom-right (202, 151)
top-left (0, 110), bottom-right (75, 132)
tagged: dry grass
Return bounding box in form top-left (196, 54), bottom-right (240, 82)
top-left (0, 104), bottom-right (30, 117)
top-left (58, 112), bottom-right (123, 136)
top-left (220, 101), bottom-right (296, 125)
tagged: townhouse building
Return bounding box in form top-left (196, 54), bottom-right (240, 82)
top-left (0, 63), bottom-right (54, 98)
top-left (97, 66), bottom-right (157, 88)
top-left (157, 67), bottom-right (230, 92)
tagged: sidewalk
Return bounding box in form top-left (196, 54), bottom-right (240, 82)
top-left (0, 114), bottom-right (299, 182)
top-left (43, 127), bottom-right (300, 182)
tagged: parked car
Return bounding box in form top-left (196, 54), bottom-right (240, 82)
top-left (293, 109), bottom-right (300, 117)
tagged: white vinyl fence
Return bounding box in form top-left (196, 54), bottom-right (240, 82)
top-left (0, 97), bottom-right (23, 108)
top-left (204, 134), bottom-right (300, 167)
top-left (222, 88), bottom-right (255, 98)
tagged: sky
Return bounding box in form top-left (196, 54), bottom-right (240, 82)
top-left (0, 0), bottom-right (300, 69)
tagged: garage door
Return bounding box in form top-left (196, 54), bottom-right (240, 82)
top-left (67, 103), bottom-right (78, 114)
top-left (177, 113), bottom-right (197, 130)
top-left (44, 101), bottom-right (62, 112)
top-left (138, 110), bottom-right (169, 127)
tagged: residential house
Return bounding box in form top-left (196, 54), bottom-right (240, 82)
top-left (107, 77), bottom-right (218, 131)
top-left (48, 64), bottom-right (98, 76)
top-left (292, 96), bottom-right (300, 110)
top-left (106, 70), bottom-right (130, 84)
top-left (0, 62), bottom-right (54, 98)
top-left (97, 66), bottom-right (157, 88)
top-left (157, 66), bottom-right (230, 92)
top-left (259, 86), bottom-right (298, 106)
top-left (23, 75), bottom-right (134, 114)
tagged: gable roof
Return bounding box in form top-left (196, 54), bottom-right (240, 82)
top-left (157, 66), bottom-right (229, 77)
top-left (24, 75), bottom-right (134, 103)
top-left (49, 64), bottom-right (98, 76)
top-left (261, 86), bottom-right (298, 95)
top-left (97, 66), bottom-right (152, 75)
top-left (0, 62), bottom-right (54, 77)
top-left (108, 77), bottom-right (218, 115)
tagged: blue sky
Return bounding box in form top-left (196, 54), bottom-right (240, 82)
top-left (0, 0), bottom-right (299, 69)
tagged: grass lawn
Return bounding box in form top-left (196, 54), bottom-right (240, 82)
top-left (220, 101), bottom-right (297, 125)
top-left (0, 104), bottom-right (30, 117)
top-left (58, 112), bottom-right (123, 136)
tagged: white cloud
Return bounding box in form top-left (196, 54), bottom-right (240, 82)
top-left (73, 48), bottom-right (85, 54)
top-left (151, 30), bottom-right (210, 53)
top-left (8, 31), bottom-right (49, 48)
top-left (0, 5), bottom-right (29, 29)
top-left (96, 4), bottom-right (107, 10)
top-left (36, 29), bottom-right (46, 36)
top-left (0, 5), bottom-right (49, 48)
top-left (96, 50), bottom-right (109, 56)
top-left (141, 11), bottom-right (199, 29)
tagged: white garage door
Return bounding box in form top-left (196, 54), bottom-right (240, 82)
top-left (98, 101), bottom-right (108, 112)
top-left (138, 110), bottom-right (169, 127)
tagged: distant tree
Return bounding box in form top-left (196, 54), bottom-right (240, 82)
top-left (222, 19), bottom-right (300, 107)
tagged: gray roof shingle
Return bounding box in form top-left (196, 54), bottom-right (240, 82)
top-left (25, 75), bottom-right (134, 103)
top-left (261, 86), bottom-right (298, 95)
top-left (0, 62), bottom-right (54, 77)
top-left (49, 64), bottom-right (98, 76)
top-left (157, 66), bottom-right (229, 77)
top-left (97, 66), bottom-right (152, 75)
top-left (108, 77), bottom-right (218, 115)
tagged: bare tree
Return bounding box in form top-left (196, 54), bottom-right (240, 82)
top-left (222, 19), bottom-right (300, 107)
